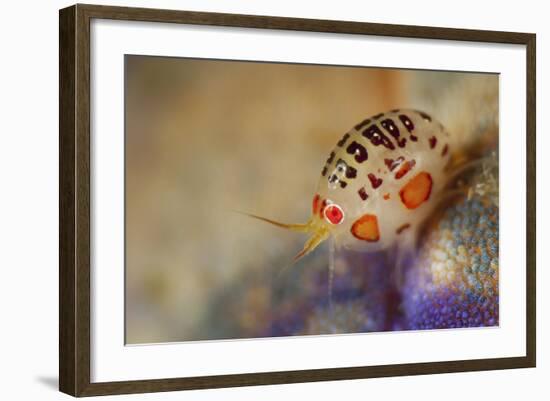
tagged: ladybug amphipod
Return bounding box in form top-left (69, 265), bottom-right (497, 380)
top-left (248, 109), bottom-right (452, 261)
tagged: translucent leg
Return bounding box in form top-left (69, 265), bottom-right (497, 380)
top-left (394, 247), bottom-right (406, 290)
top-left (392, 232), bottom-right (416, 290)
top-left (328, 235), bottom-right (335, 312)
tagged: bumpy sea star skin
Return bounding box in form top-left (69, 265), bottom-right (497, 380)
top-left (402, 195), bottom-right (499, 330)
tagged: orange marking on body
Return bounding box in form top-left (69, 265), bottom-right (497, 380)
top-left (399, 172), bottom-right (433, 209)
top-left (351, 214), bottom-right (380, 242)
top-left (395, 159), bottom-right (416, 179)
top-left (383, 193), bottom-right (390, 200)
top-left (312, 194), bottom-right (320, 214)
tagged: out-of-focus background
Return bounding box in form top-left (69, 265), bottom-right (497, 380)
top-left (125, 55), bottom-right (498, 344)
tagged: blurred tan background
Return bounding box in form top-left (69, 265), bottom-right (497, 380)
top-left (125, 55), bottom-right (496, 343)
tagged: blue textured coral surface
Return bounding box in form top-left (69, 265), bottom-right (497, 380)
top-left (403, 197), bottom-right (499, 330)
top-left (266, 252), bottom-right (391, 336)
top-left (256, 195), bottom-right (499, 337)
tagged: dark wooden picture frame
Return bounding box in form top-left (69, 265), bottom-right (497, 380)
top-left (59, 3), bottom-right (536, 397)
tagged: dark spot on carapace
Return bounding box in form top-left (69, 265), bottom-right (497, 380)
top-left (381, 118), bottom-right (406, 148)
top-left (337, 133), bottom-right (350, 147)
top-left (337, 159), bottom-right (357, 179)
top-left (410, 134), bottom-right (418, 142)
top-left (372, 113), bottom-right (384, 120)
top-left (429, 136), bottom-right (437, 149)
top-left (383, 193), bottom-right (390, 200)
top-left (321, 151), bottom-right (336, 177)
top-left (396, 223), bottom-right (411, 234)
top-left (395, 159), bottom-right (416, 180)
top-left (328, 174), bottom-right (338, 184)
top-left (398, 114), bottom-right (415, 133)
top-left (346, 141), bottom-right (368, 163)
top-left (354, 118), bottom-right (371, 131)
top-left (390, 109), bottom-right (400, 113)
top-left (385, 156), bottom-right (404, 172)
top-left (362, 124), bottom-right (395, 150)
top-left (368, 173), bottom-right (383, 189)
top-left (418, 111), bottom-right (432, 122)
top-left (358, 187), bottom-right (368, 201)
top-left (442, 144), bottom-right (449, 156)
top-left (339, 181), bottom-right (348, 188)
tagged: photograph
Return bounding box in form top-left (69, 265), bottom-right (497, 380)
top-left (124, 56), bottom-right (499, 344)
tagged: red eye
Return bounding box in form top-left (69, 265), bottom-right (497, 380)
top-left (324, 204), bottom-right (344, 225)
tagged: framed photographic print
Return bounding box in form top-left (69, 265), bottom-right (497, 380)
top-left (59, 4), bottom-right (536, 397)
